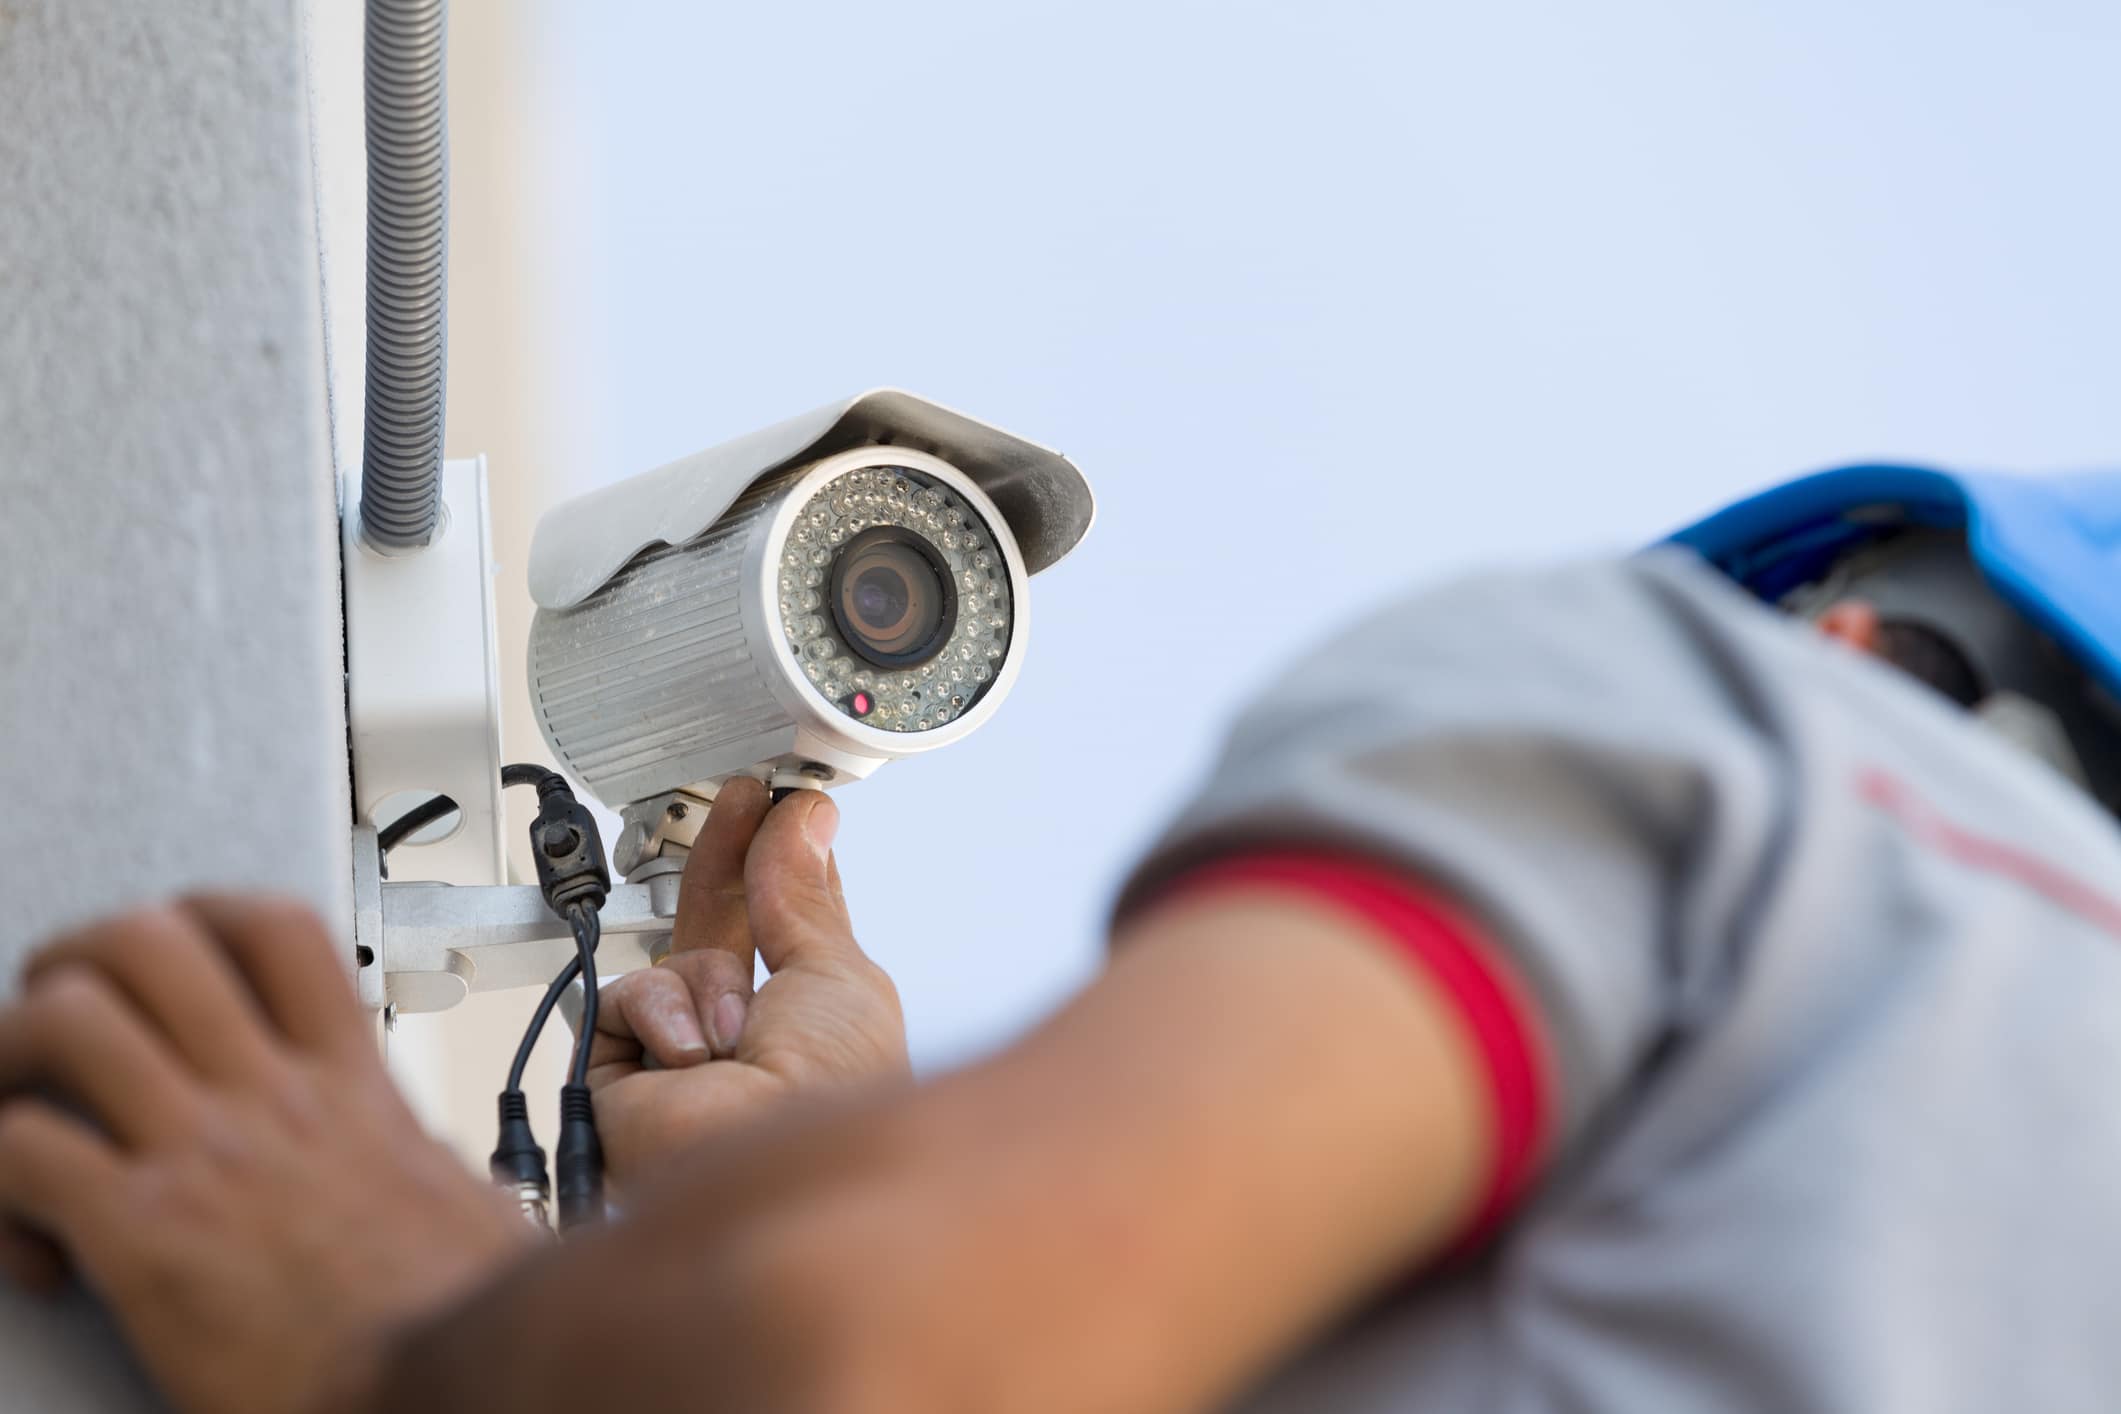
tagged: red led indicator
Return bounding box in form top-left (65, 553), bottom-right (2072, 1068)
top-left (851, 691), bottom-right (873, 717)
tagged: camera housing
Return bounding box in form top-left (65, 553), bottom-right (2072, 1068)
top-left (525, 390), bottom-right (1093, 864)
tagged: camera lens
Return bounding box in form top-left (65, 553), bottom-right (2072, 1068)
top-left (779, 466), bottom-right (1017, 733)
top-left (829, 527), bottom-right (957, 668)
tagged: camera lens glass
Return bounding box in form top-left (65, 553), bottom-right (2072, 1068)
top-left (779, 465), bottom-right (1015, 733)
top-left (829, 527), bottom-right (957, 668)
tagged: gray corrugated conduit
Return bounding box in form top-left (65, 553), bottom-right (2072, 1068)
top-left (359, 0), bottom-right (449, 550)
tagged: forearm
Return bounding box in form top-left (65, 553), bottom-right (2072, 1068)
top-left (361, 897), bottom-right (1491, 1413)
top-left (347, 1072), bottom-right (905, 1406)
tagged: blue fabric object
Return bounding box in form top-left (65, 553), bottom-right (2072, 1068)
top-left (1667, 465), bottom-right (2121, 701)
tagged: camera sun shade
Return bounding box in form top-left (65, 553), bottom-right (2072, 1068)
top-left (524, 391), bottom-right (1095, 812)
top-left (527, 389), bottom-right (1094, 612)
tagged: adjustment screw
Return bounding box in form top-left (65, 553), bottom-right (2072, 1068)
top-left (540, 822), bottom-right (582, 859)
top-left (667, 802), bottom-right (688, 821)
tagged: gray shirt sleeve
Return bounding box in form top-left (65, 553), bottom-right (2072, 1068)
top-left (1115, 552), bottom-right (1796, 1155)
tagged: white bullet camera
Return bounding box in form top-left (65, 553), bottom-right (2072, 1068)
top-left (525, 390), bottom-right (1094, 871)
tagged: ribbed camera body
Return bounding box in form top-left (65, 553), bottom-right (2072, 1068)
top-left (529, 446), bottom-right (1034, 807)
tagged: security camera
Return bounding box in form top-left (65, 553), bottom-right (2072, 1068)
top-left (525, 390), bottom-right (1094, 873)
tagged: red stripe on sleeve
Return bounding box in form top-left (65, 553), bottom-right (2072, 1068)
top-left (1148, 852), bottom-right (1554, 1252)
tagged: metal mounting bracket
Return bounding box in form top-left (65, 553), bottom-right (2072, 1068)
top-left (343, 453), bottom-right (685, 1015)
top-left (352, 851), bottom-right (681, 1014)
top-left (343, 456), bottom-right (508, 888)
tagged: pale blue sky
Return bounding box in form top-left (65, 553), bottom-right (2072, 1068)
top-left (523, 0), bottom-right (2121, 1066)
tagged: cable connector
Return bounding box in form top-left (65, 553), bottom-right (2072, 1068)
top-left (529, 777), bottom-right (610, 916)
top-left (490, 1089), bottom-right (551, 1231)
top-left (554, 1083), bottom-right (605, 1232)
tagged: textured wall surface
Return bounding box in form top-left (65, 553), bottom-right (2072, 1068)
top-left (0, 0), bottom-right (349, 1406)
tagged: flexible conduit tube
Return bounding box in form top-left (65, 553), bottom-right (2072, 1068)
top-left (359, 0), bottom-right (449, 550)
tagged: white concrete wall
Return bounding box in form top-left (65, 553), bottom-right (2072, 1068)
top-left (0, 0), bottom-right (348, 1406)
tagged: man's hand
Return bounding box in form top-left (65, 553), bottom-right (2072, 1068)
top-left (586, 780), bottom-right (911, 1184)
top-left (0, 896), bottom-right (533, 1414)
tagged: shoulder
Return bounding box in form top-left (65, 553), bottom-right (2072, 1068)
top-left (1232, 549), bottom-right (1806, 756)
top-left (1336, 548), bottom-right (1783, 659)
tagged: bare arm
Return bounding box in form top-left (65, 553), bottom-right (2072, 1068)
top-left (0, 789), bottom-right (1518, 1414)
top-left (369, 884), bottom-right (1498, 1413)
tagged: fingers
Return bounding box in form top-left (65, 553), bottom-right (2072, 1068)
top-left (672, 779), bottom-right (772, 966)
top-left (744, 791), bottom-right (862, 975)
top-left (590, 968), bottom-right (711, 1072)
top-left (26, 906), bottom-right (278, 1084)
top-left (670, 948), bottom-right (755, 1056)
top-left (175, 895), bottom-right (371, 1059)
top-left (0, 971), bottom-right (201, 1150)
top-left (18, 898), bottom-right (363, 1091)
top-left (0, 1101), bottom-right (123, 1265)
top-left (665, 780), bottom-right (774, 1054)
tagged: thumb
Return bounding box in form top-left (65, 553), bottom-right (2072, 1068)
top-left (745, 791), bottom-right (859, 974)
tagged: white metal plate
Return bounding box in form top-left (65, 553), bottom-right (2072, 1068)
top-left (343, 457), bottom-right (508, 896)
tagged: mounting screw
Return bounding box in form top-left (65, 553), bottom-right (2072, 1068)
top-left (667, 802), bottom-right (688, 821)
top-left (800, 762), bottom-right (835, 781)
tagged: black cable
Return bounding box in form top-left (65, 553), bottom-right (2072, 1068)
top-left (387, 765), bottom-right (591, 1088)
top-left (509, 955), bottom-right (582, 1092)
top-left (501, 762), bottom-right (565, 792)
top-left (375, 793), bottom-right (460, 857)
top-left (379, 762), bottom-right (557, 873)
top-left (568, 903), bottom-right (601, 1088)
top-left (375, 764), bottom-right (613, 1228)
top-left (504, 904), bottom-right (600, 1094)
top-left (553, 900), bottom-right (606, 1229)
top-left (501, 767), bottom-right (606, 1086)
top-left (483, 763), bottom-right (609, 1231)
